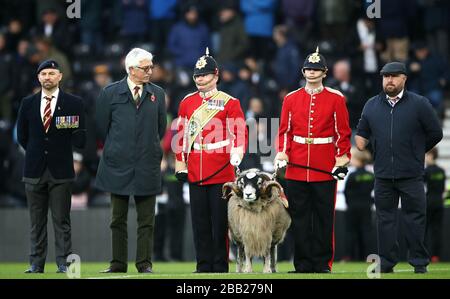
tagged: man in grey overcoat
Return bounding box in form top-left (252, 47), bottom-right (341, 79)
top-left (95, 48), bottom-right (167, 273)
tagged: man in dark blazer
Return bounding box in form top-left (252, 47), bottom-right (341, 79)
top-left (96, 48), bottom-right (167, 274)
top-left (16, 59), bottom-right (86, 274)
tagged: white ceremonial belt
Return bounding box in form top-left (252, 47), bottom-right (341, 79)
top-left (293, 136), bottom-right (333, 145)
top-left (193, 139), bottom-right (230, 150)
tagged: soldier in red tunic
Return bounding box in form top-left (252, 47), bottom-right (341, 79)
top-left (174, 49), bottom-right (247, 273)
top-left (274, 48), bottom-right (352, 273)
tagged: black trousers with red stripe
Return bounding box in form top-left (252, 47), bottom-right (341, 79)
top-left (189, 183), bottom-right (229, 273)
top-left (286, 179), bottom-right (337, 272)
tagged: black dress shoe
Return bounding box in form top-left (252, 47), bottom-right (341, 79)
top-left (414, 266), bottom-right (427, 274)
top-left (24, 265), bottom-right (44, 273)
top-left (138, 267), bottom-right (153, 273)
top-left (99, 267), bottom-right (127, 273)
top-left (372, 267), bottom-right (394, 274)
top-left (315, 269), bottom-right (331, 273)
top-left (56, 265), bottom-right (67, 273)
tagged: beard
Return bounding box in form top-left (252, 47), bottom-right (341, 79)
top-left (42, 81), bottom-right (58, 90)
top-left (383, 84), bottom-right (402, 97)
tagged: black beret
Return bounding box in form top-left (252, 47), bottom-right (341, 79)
top-left (379, 62), bottom-right (407, 76)
top-left (37, 59), bottom-right (60, 74)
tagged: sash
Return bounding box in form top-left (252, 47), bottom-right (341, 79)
top-left (186, 91), bottom-right (232, 155)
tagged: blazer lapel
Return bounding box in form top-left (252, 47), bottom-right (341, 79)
top-left (33, 92), bottom-right (45, 132)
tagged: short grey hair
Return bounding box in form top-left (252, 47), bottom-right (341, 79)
top-left (124, 48), bottom-right (153, 74)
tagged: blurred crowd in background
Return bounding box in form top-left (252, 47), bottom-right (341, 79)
top-left (1, 0), bottom-right (450, 262)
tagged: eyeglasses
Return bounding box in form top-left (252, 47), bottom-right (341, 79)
top-left (134, 65), bottom-right (154, 73)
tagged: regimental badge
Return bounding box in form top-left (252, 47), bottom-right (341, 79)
top-left (56, 115), bottom-right (79, 129)
top-left (195, 56), bottom-right (207, 69)
top-left (308, 46), bottom-right (321, 63)
top-left (189, 118), bottom-right (200, 136)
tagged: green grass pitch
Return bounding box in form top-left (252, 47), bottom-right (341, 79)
top-left (1, 262), bottom-right (450, 279)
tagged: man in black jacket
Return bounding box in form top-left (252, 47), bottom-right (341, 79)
top-left (16, 59), bottom-right (86, 274)
top-left (355, 62), bottom-right (443, 274)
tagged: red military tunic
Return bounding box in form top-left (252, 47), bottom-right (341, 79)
top-left (176, 90), bottom-right (247, 185)
top-left (277, 87), bottom-right (351, 182)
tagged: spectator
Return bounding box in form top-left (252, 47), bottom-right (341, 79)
top-left (220, 62), bottom-right (252, 112)
top-left (79, 0), bottom-right (103, 55)
top-left (424, 147), bottom-right (446, 263)
top-left (35, 37), bottom-right (73, 87)
top-left (80, 64), bottom-right (113, 174)
top-left (317, 0), bottom-right (356, 56)
top-left (11, 40), bottom-right (41, 119)
top-left (347, 17), bottom-right (381, 98)
top-left (119, 0), bottom-right (149, 48)
top-left (343, 148), bottom-right (374, 261)
top-left (30, 8), bottom-right (73, 54)
top-left (154, 153), bottom-right (187, 261)
top-left (407, 41), bottom-right (450, 120)
top-left (377, 0), bottom-right (417, 62)
top-left (216, 1), bottom-right (249, 64)
top-left (0, 33), bottom-right (14, 120)
top-left (328, 59), bottom-right (364, 131)
top-left (421, 0), bottom-right (449, 62)
top-left (240, 0), bottom-right (277, 62)
top-left (167, 3), bottom-right (210, 70)
top-left (4, 19), bottom-right (26, 53)
top-left (281, 0), bottom-right (315, 47)
top-left (147, 0), bottom-right (178, 57)
top-left (272, 25), bottom-right (301, 91)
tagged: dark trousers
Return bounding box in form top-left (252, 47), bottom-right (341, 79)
top-left (154, 202), bottom-right (186, 261)
top-left (345, 206), bottom-right (373, 260)
top-left (25, 169), bottom-right (72, 269)
top-left (189, 183), bottom-right (228, 273)
top-left (110, 194), bottom-right (156, 271)
top-left (286, 179), bottom-right (337, 272)
top-left (374, 177), bottom-right (429, 269)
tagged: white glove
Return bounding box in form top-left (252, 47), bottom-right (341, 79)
top-left (230, 153), bottom-right (242, 166)
top-left (274, 159), bottom-right (287, 171)
top-left (331, 166), bottom-right (348, 180)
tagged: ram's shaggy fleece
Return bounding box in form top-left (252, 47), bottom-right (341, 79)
top-left (224, 170), bottom-right (291, 273)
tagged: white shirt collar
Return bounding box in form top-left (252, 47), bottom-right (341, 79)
top-left (41, 88), bottom-right (59, 102)
top-left (386, 89), bottom-right (404, 107)
top-left (40, 88), bottom-right (59, 120)
top-left (386, 89), bottom-right (404, 101)
top-left (127, 77), bottom-right (143, 97)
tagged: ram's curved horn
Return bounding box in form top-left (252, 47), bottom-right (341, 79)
top-left (222, 182), bottom-right (242, 200)
top-left (261, 180), bottom-right (284, 198)
top-left (258, 172), bottom-right (272, 182)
